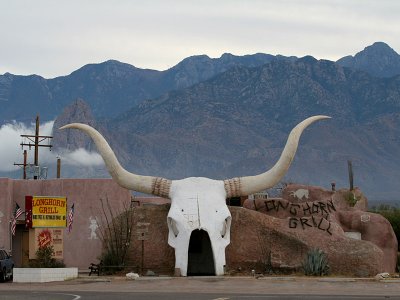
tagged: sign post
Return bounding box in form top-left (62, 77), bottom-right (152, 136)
top-left (137, 223), bottom-right (149, 274)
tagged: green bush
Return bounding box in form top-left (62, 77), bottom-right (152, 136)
top-left (29, 245), bottom-right (65, 268)
top-left (344, 191), bottom-right (358, 207)
top-left (302, 248), bottom-right (330, 276)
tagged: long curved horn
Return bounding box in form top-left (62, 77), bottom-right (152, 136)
top-left (59, 123), bottom-right (171, 198)
top-left (224, 115), bottom-right (330, 197)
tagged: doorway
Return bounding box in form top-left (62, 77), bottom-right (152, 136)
top-left (187, 229), bottom-right (215, 276)
top-left (11, 224), bottom-right (29, 267)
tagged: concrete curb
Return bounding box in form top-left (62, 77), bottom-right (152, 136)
top-left (76, 274), bottom-right (393, 283)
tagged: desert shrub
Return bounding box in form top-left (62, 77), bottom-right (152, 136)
top-left (97, 197), bottom-right (135, 274)
top-left (302, 248), bottom-right (330, 276)
top-left (344, 191), bottom-right (358, 207)
top-left (29, 245), bottom-right (65, 268)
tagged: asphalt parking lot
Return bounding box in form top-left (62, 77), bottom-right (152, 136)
top-left (0, 275), bottom-right (399, 299)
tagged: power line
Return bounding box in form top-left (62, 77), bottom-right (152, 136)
top-left (16, 115), bottom-right (53, 180)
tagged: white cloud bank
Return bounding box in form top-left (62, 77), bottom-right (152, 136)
top-left (0, 120), bottom-right (104, 172)
top-left (60, 148), bottom-right (104, 167)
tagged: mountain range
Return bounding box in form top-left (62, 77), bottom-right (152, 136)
top-left (0, 53), bottom-right (295, 123)
top-left (2, 42), bottom-right (400, 200)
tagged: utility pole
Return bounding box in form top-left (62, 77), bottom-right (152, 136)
top-left (13, 150), bottom-right (28, 179)
top-left (20, 115), bottom-right (53, 179)
top-left (57, 157), bottom-right (61, 179)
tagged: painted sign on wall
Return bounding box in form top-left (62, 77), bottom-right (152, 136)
top-left (25, 196), bottom-right (67, 228)
top-left (29, 228), bottom-right (64, 259)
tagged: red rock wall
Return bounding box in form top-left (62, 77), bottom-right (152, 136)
top-left (127, 205), bottom-right (175, 274)
top-left (244, 184), bottom-right (397, 274)
top-left (124, 204), bottom-right (387, 277)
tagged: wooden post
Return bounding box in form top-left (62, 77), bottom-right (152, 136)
top-left (14, 150), bottom-right (28, 179)
top-left (33, 116), bottom-right (39, 179)
top-left (347, 160), bottom-right (354, 191)
top-left (34, 116), bottom-right (39, 167)
top-left (253, 198), bottom-right (258, 211)
top-left (141, 239), bottom-right (144, 275)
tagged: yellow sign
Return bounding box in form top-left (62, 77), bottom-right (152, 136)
top-left (32, 196), bottom-right (67, 228)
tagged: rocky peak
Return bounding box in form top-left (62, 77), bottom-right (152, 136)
top-left (337, 42), bottom-right (400, 77)
top-left (52, 98), bottom-right (97, 151)
top-left (364, 42), bottom-right (398, 55)
top-left (68, 60), bottom-right (141, 79)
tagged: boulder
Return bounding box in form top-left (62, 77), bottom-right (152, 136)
top-left (126, 272), bottom-right (140, 280)
top-left (243, 184), bottom-right (398, 274)
top-left (227, 206), bottom-right (384, 276)
top-left (375, 272), bottom-right (390, 280)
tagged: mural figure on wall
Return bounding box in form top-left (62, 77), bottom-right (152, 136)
top-left (61, 115), bottom-right (329, 276)
top-left (88, 216), bottom-right (99, 240)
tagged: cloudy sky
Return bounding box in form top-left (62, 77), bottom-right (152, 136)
top-left (1, 0), bottom-right (399, 78)
top-left (0, 120), bottom-right (104, 172)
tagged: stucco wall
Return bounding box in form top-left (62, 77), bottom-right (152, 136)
top-left (0, 178), bottom-right (13, 250)
top-left (0, 178), bottom-right (131, 269)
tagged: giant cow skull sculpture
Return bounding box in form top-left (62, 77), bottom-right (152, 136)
top-left (60, 115), bottom-right (329, 276)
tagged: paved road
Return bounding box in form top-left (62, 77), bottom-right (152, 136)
top-left (0, 291), bottom-right (399, 300)
top-left (0, 276), bottom-right (399, 299)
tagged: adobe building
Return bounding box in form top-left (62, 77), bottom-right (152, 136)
top-left (0, 177), bottom-right (397, 276)
top-left (0, 178), bottom-right (130, 269)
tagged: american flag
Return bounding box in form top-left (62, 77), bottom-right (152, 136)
top-left (67, 203), bottom-right (75, 233)
top-left (11, 203), bottom-right (23, 236)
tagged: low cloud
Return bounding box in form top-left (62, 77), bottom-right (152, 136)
top-left (57, 148), bottom-right (104, 167)
top-left (0, 120), bottom-right (104, 172)
top-left (0, 121), bottom-right (38, 172)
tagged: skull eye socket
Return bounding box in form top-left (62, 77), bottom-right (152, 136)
top-left (221, 217), bottom-right (231, 238)
top-left (168, 217), bottom-right (179, 237)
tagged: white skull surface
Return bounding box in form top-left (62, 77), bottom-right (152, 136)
top-left (168, 178), bottom-right (231, 275)
top-left (61, 115), bottom-right (328, 276)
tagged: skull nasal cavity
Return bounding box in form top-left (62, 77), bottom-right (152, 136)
top-left (187, 229), bottom-right (215, 276)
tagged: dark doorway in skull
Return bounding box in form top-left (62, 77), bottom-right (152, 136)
top-left (187, 229), bottom-right (215, 276)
